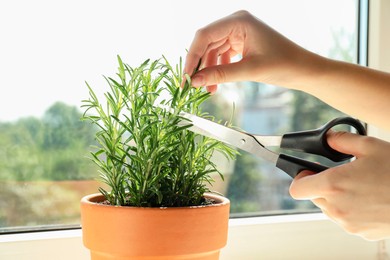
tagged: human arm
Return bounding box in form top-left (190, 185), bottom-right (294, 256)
top-left (184, 10), bottom-right (390, 130)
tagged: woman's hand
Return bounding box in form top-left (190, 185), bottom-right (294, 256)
top-left (184, 10), bottom-right (319, 93)
top-left (290, 132), bottom-right (390, 241)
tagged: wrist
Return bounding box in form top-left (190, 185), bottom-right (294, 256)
top-left (259, 46), bottom-right (331, 92)
top-left (287, 51), bottom-right (332, 92)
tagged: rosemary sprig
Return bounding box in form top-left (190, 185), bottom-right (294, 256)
top-left (82, 55), bottom-right (236, 207)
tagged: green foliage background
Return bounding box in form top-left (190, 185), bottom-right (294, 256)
top-left (0, 101), bottom-right (98, 182)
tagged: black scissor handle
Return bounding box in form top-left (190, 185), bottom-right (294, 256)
top-left (276, 154), bottom-right (329, 178)
top-left (280, 117), bottom-right (367, 162)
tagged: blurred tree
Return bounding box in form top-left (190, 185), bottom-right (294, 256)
top-left (42, 102), bottom-right (97, 180)
top-left (289, 91), bottom-right (344, 132)
top-left (0, 102), bottom-right (97, 181)
top-left (42, 101), bottom-right (95, 149)
top-left (0, 117), bottom-right (43, 181)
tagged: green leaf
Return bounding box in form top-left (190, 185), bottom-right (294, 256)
top-left (117, 55), bottom-right (126, 81)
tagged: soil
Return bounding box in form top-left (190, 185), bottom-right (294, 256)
top-left (98, 197), bottom-right (218, 207)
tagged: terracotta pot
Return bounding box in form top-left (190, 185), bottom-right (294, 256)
top-left (80, 193), bottom-right (230, 260)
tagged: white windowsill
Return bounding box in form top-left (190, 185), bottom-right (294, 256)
top-left (1, 213), bottom-right (389, 260)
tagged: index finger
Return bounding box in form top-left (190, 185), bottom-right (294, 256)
top-left (289, 167), bottom-right (342, 200)
top-left (184, 13), bottom-right (239, 75)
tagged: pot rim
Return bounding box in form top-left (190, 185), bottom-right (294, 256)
top-left (81, 192), bottom-right (230, 210)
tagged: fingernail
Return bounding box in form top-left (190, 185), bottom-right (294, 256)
top-left (191, 75), bottom-right (204, 87)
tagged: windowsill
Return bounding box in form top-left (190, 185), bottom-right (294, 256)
top-left (1, 213), bottom-right (389, 260)
top-left (0, 212), bottom-right (326, 243)
top-left (0, 228), bottom-right (82, 243)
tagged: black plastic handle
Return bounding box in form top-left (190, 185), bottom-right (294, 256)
top-left (280, 117), bottom-right (367, 162)
top-left (276, 154), bottom-right (329, 178)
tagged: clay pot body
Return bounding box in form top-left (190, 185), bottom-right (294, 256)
top-left (80, 193), bottom-right (230, 260)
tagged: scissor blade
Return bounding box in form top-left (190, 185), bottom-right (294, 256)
top-left (253, 135), bottom-right (283, 147)
top-left (178, 111), bottom-right (279, 164)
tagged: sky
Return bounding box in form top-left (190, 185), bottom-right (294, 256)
top-left (0, 0), bottom-right (356, 122)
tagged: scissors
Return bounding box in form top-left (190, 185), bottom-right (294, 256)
top-left (178, 112), bottom-right (367, 178)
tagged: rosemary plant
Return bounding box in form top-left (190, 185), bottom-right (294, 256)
top-left (82, 56), bottom-right (235, 207)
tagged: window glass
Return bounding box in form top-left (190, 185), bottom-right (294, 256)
top-left (0, 0), bottom-right (358, 231)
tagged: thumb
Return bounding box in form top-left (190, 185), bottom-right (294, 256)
top-left (191, 60), bottom-right (251, 87)
top-left (327, 131), bottom-right (367, 158)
